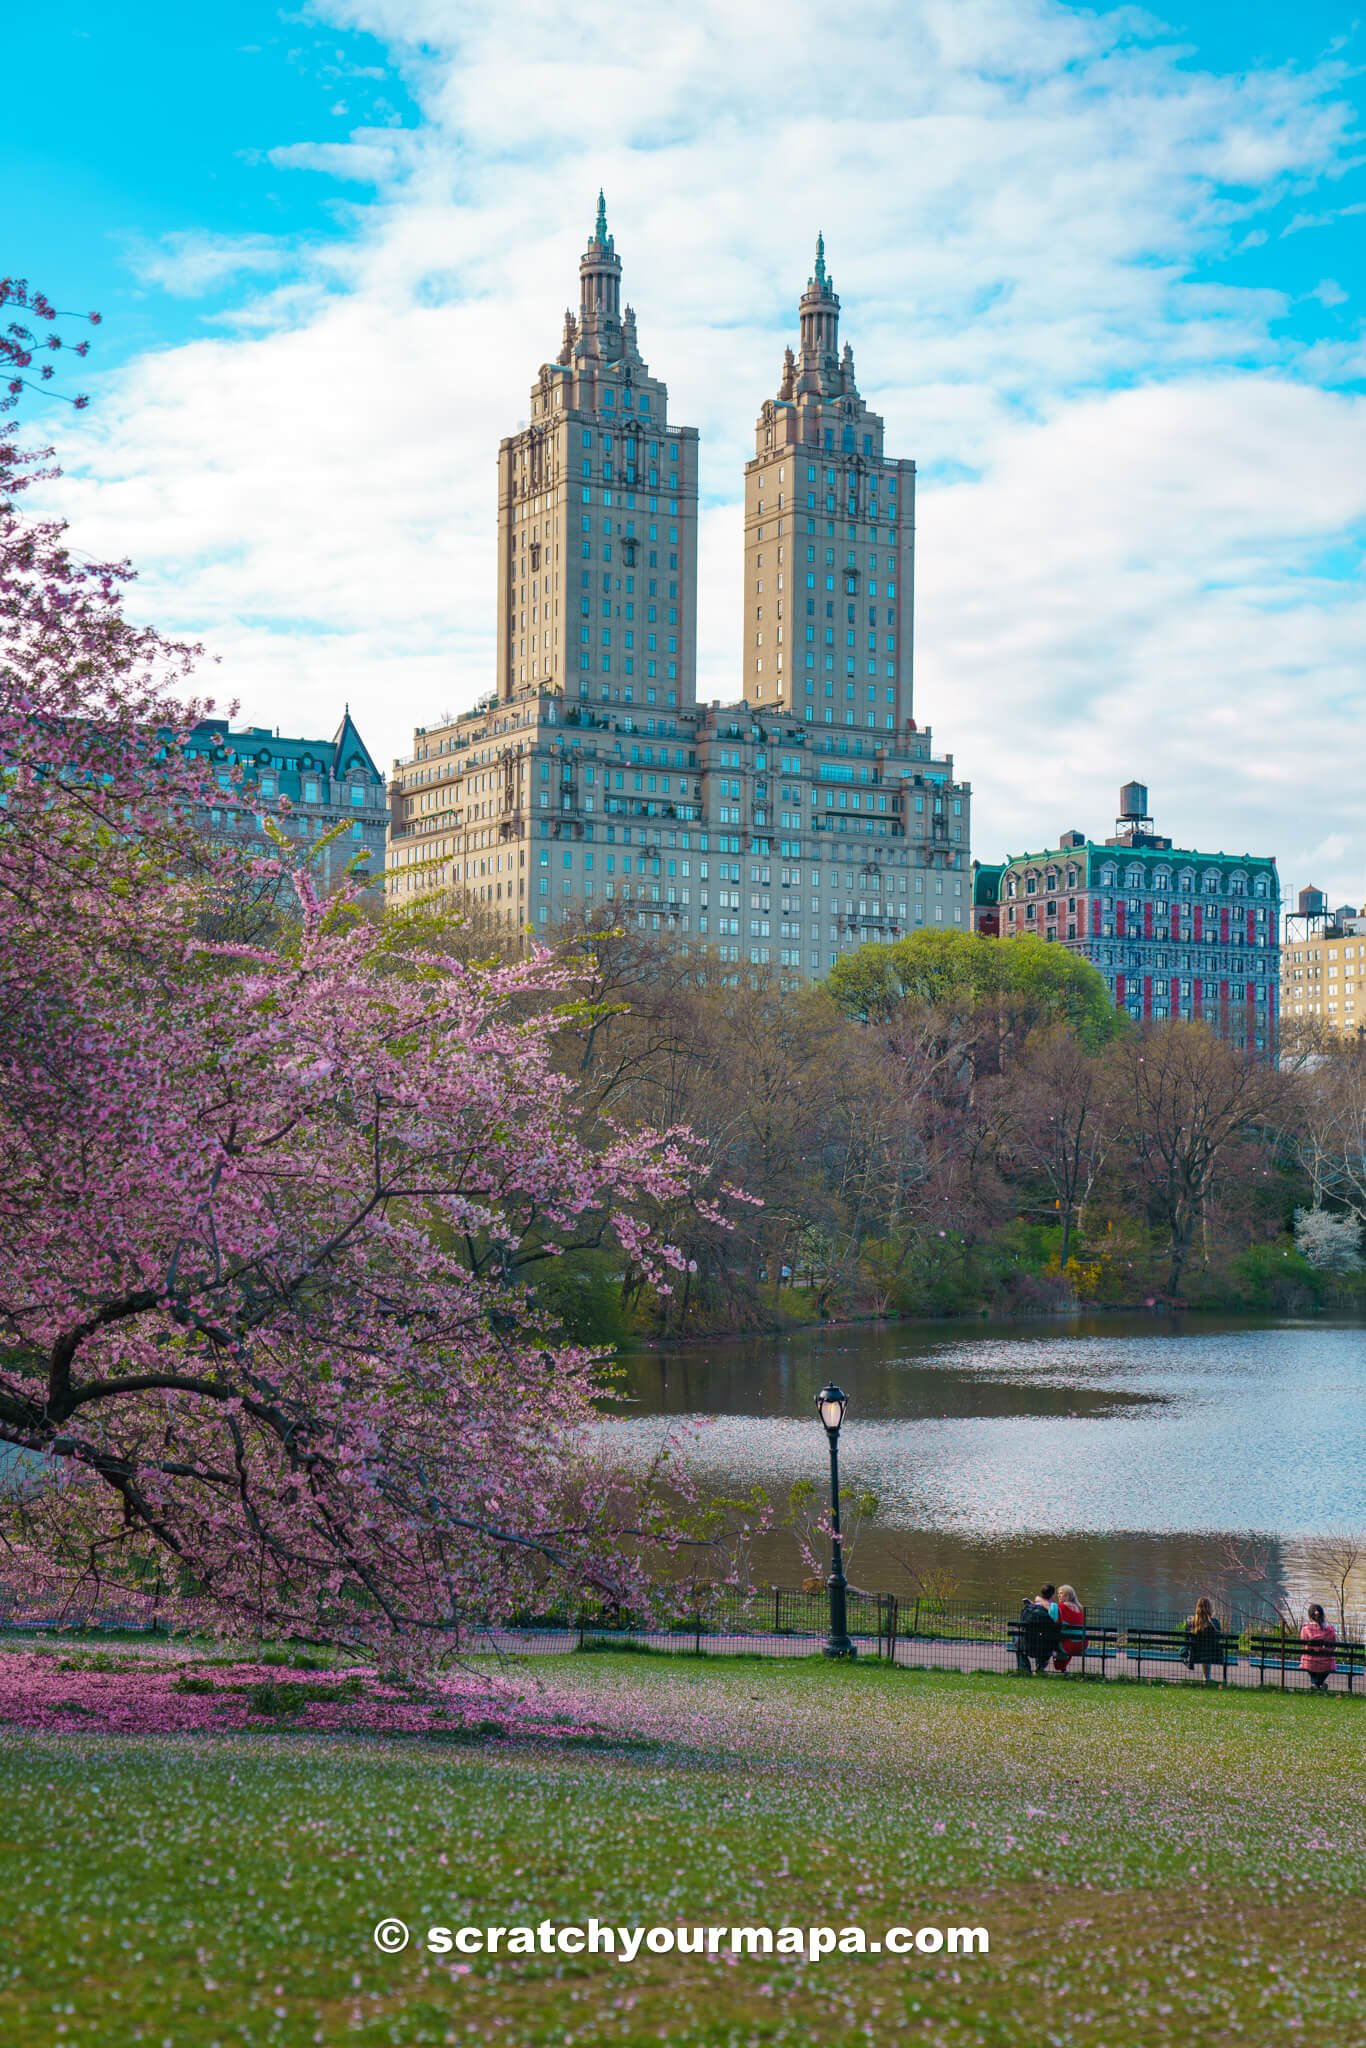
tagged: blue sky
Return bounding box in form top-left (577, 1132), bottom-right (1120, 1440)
top-left (11, 0), bottom-right (1366, 899)
top-left (12, 11), bottom-right (397, 312)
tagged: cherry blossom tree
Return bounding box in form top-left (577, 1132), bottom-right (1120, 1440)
top-left (0, 289), bottom-right (728, 1654)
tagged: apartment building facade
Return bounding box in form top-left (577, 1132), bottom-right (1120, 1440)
top-left (1281, 891), bottom-right (1366, 1038)
top-left (495, 193), bottom-right (700, 714)
top-left (184, 710), bottom-right (388, 892)
top-left (387, 205), bottom-right (971, 971)
top-left (741, 235), bottom-right (916, 735)
top-left (973, 783), bottom-right (1279, 1050)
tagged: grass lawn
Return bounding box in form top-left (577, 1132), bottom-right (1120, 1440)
top-left (1, 1652), bottom-right (1363, 2046)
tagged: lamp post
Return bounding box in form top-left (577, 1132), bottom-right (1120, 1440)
top-left (816, 1382), bottom-right (856, 1659)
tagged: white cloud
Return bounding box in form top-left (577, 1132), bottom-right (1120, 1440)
top-left (922, 377), bottom-right (1366, 890)
top-left (124, 231), bottom-right (292, 297)
top-left (265, 135), bottom-right (412, 183)
top-left (39, 0), bottom-right (1366, 899)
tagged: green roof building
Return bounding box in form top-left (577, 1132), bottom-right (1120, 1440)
top-left (184, 710), bottom-right (388, 894)
top-left (972, 783), bottom-right (1279, 1051)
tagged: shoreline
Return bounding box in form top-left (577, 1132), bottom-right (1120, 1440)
top-left (621, 1296), bottom-right (1366, 1356)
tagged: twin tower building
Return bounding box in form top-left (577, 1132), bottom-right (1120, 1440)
top-left (387, 199), bottom-right (970, 974)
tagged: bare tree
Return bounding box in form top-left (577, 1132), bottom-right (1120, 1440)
top-left (1216, 1533), bottom-right (1300, 1632)
top-left (1302, 1531), bottom-right (1366, 1638)
top-left (1287, 1042), bottom-right (1366, 1225)
top-left (1000, 1025), bottom-right (1120, 1266)
top-left (1119, 1022), bottom-right (1291, 1297)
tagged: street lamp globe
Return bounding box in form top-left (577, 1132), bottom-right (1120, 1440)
top-left (814, 1383), bottom-right (855, 1659)
top-left (816, 1383), bottom-right (848, 1434)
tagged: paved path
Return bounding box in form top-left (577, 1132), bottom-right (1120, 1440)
top-left (8, 1619), bottom-right (1343, 1696)
top-left (461, 1625), bottom-right (1341, 1694)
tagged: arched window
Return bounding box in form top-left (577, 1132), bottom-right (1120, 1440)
top-left (1178, 869), bottom-right (1194, 894)
top-left (1153, 868), bottom-right (1171, 893)
top-left (1125, 864), bottom-right (1143, 889)
top-left (1100, 864), bottom-right (1117, 887)
top-left (1203, 869), bottom-right (1221, 894)
top-left (1252, 874), bottom-right (1269, 899)
top-left (1228, 870), bottom-right (1247, 897)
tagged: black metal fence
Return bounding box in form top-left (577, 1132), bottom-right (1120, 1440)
top-left (559, 1588), bottom-right (1366, 1692)
top-left (5, 1580), bottom-right (1362, 1693)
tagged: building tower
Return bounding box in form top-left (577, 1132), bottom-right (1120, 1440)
top-left (495, 195), bottom-right (700, 711)
top-left (742, 237), bottom-right (916, 735)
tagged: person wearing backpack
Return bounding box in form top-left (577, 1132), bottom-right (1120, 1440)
top-left (1015, 1583), bottom-right (1060, 1674)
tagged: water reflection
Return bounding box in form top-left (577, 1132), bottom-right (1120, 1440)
top-left (600, 1316), bottom-right (1366, 1615)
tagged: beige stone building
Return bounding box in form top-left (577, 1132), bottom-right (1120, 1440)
top-left (496, 193), bottom-right (699, 713)
top-left (743, 235), bottom-right (915, 734)
top-left (1282, 896), bottom-right (1366, 1038)
top-left (387, 204), bottom-right (970, 974)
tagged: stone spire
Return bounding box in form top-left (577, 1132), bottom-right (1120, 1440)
top-left (558, 307), bottom-right (577, 366)
top-left (795, 232), bottom-right (841, 397)
top-left (578, 191), bottom-right (623, 359)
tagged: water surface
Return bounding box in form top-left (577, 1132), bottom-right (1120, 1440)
top-left (601, 1315), bottom-right (1366, 1615)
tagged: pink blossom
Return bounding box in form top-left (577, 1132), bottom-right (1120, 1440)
top-left (0, 323), bottom-right (744, 1663)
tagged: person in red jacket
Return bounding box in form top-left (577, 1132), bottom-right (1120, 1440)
top-left (1049, 1584), bottom-right (1088, 1673)
top-left (1300, 1603), bottom-right (1338, 1692)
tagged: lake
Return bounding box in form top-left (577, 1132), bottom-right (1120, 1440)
top-left (601, 1315), bottom-right (1366, 1618)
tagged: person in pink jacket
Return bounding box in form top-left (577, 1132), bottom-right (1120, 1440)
top-left (1299, 1603), bottom-right (1338, 1692)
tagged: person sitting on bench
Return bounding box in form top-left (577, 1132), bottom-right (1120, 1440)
top-left (1050, 1584), bottom-right (1087, 1673)
top-left (1016, 1583), bottom-right (1060, 1674)
top-left (1182, 1596), bottom-right (1223, 1681)
top-left (1300, 1603), bottom-right (1338, 1692)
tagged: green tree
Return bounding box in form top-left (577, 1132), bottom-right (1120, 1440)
top-left (825, 929), bottom-right (1120, 1050)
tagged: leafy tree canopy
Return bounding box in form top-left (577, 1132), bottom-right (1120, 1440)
top-left (825, 929), bottom-right (1120, 1047)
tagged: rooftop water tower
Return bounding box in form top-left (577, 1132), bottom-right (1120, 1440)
top-left (1107, 778), bottom-right (1168, 848)
top-left (1118, 780), bottom-right (1151, 830)
top-left (1284, 884), bottom-right (1332, 945)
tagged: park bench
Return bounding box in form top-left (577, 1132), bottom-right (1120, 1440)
top-left (1006, 1620), bottom-right (1118, 1676)
top-left (1124, 1626), bottom-right (1236, 1684)
top-left (1247, 1633), bottom-right (1366, 1691)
